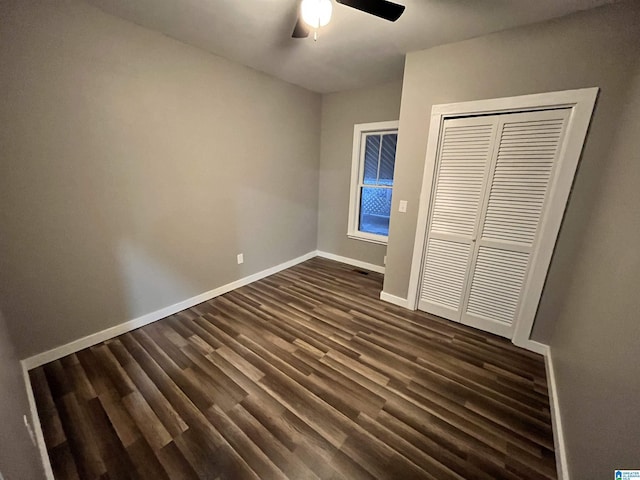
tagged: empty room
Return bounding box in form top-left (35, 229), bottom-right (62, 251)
top-left (1, 0), bottom-right (639, 479)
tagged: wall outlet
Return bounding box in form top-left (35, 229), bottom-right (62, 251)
top-left (23, 414), bottom-right (36, 446)
top-left (399, 200), bottom-right (408, 213)
top-left (237, 253), bottom-right (244, 264)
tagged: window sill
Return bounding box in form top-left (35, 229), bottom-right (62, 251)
top-left (347, 233), bottom-right (388, 246)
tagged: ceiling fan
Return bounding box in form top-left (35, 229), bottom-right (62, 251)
top-left (292, 0), bottom-right (406, 39)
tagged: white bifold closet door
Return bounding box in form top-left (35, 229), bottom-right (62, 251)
top-left (418, 108), bottom-right (570, 338)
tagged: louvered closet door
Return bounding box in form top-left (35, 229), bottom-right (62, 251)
top-left (460, 108), bottom-right (571, 337)
top-left (418, 116), bottom-right (498, 321)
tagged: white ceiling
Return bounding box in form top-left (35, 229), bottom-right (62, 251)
top-left (86, 0), bottom-right (615, 93)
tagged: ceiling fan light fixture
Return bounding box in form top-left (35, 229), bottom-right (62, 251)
top-left (301, 0), bottom-right (333, 28)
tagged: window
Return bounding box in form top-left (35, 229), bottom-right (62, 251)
top-left (348, 121), bottom-right (399, 244)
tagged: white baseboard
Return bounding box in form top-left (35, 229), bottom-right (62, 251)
top-left (515, 339), bottom-right (549, 356)
top-left (379, 291), bottom-right (411, 309)
top-left (316, 251), bottom-right (385, 274)
top-left (542, 345), bottom-right (570, 480)
top-left (22, 362), bottom-right (55, 480)
top-left (22, 250), bottom-right (317, 370)
top-left (17, 246), bottom-right (569, 480)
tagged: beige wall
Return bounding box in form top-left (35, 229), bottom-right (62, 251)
top-left (0, 0), bottom-right (321, 358)
top-left (317, 81), bottom-right (403, 267)
top-left (0, 310), bottom-right (45, 480)
top-left (549, 63), bottom-right (640, 479)
top-left (384, 1), bottom-right (640, 342)
top-left (384, 2), bottom-right (640, 477)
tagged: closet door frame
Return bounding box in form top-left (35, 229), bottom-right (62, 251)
top-left (406, 88), bottom-right (598, 353)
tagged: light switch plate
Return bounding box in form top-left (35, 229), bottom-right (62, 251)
top-left (399, 200), bottom-right (408, 213)
top-left (237, 253), bottom-right (244, 264)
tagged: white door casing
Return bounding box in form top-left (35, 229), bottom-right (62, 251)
top-left (407, 88), bottom-right (598, 350)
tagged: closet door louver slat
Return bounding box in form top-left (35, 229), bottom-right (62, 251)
top-left (418, 118), bottom-right (497, 320)
top-left (460, 109), bottom-right (570, 337)
top-left (419, 108), bottom-right (571, 338)
top-left (465, 247), bottom-right (530, 324)
top-left (430, 122), bottom-right (494, 238)
top-left (420, 239), bottom-right (471, 311)
top-left (481, 116), bottom-right (566, 246)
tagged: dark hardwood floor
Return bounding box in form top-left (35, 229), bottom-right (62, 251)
top-left (30, 257), bottom-right (556, 479)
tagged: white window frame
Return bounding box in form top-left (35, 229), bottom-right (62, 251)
top-left (347, 120), bottom-right (399, 245)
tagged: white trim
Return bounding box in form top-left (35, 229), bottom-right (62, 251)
top-left (347, 232), bottom-right (388, 246)
top-left (379, 291), bottom-right (410, 308)
top-left (511, 89), bottom-right (598, 349)
top-left (407, 88), bottom-right (598, 349)
top-left (22, 251), bottom-right (317, 369)
top-left (431, 88), bottom-right (596, 117)
top-left (543, 346), bottom-right (570, 480)
top-left (347, 120), bottom-right (399, 244)
top-left (406, 107), bottom-right (445, 310)
top-left (17, 244), bottom-right (567, 480)
top-left (316, 250), bottom-right (385, 274)
top-left (22, 362), bottom-right (55, 480)
top-left (517, 339), bottom-right (548, 356)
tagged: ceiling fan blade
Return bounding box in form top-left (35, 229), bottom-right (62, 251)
top-left (292, 17), bottom-right (310, 38)
top-left (336, 0), bottom-right (405, 22)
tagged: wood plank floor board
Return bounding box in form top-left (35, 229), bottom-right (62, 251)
top-left (48, 442), bottom-right (81, 480)
top-left (31, 257), bottom-right (556, 479)
top-left (155, 441), bottom-right (199, 480)
top-left (225, 403), bottom-right (322, 480)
